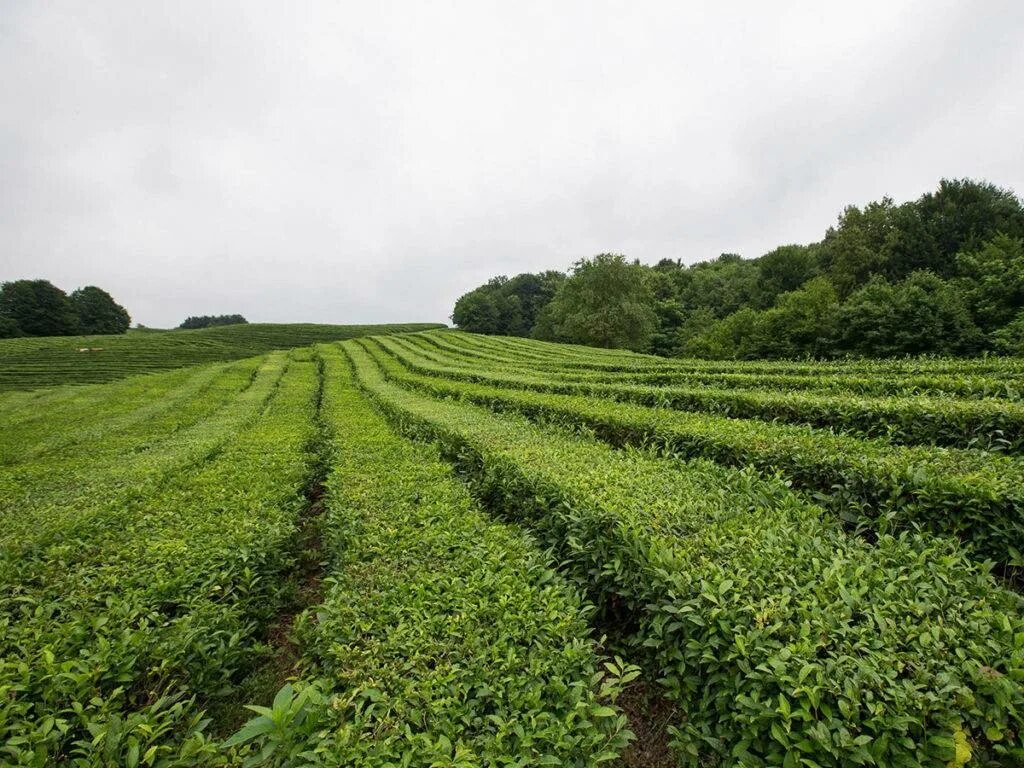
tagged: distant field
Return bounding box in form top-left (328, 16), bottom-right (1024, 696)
top-left (0, 322), bottom-right (444, 390)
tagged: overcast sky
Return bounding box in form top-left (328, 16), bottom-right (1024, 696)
top-left (2, 1), bottom-right (1022, 327)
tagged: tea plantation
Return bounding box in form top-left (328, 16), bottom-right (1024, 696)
top-left (2, 329), bottom-right (1022, 766)
top-left (0, 322), bottom-right (443, 391)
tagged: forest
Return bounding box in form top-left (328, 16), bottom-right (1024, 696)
top-left (451, 179), bottom-right (1024, 358)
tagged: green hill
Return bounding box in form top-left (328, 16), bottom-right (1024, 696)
top-left (0, 322), bottom-right (443, 390)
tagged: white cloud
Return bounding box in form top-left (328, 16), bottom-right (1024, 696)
top-left (1, 0), bottom-right (1022, 326)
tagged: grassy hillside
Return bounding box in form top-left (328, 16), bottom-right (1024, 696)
top-left (0, 322), bottom-right (443, 390)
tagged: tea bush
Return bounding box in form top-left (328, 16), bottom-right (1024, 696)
top-left (346, 339), bottom-right (1024, 767)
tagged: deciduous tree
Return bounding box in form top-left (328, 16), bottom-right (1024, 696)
top-left (71, 286), bottom-right (131, 334)
top-left (536, 254), bottom-right (657, 351)
top-left (0, 279), bottom-right (78, 337)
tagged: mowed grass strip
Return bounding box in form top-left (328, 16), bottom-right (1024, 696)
top-left (0, 353), bottom-right (318, 766)
top-left (224, 345), bottom-right (633, 766)
top-left (346, 339), bottom-right (1024, 768)
top-left (389, 335), bottom-right (1024, 451)
top-left (365, 338), bottom-right (1024, 568)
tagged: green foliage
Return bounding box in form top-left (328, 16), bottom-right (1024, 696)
top-left (7, 322), bottom-right (1024, 766)
top-left (535, 254), bottom-right (657, 351)
top-left (992, 311), bottom-right (1024, 356)
top-left (0, 352), bottom-right (319, 765)
top-left (691, 271), bottom-right (984, 360)
top-left (417, 329), bottom-right (1023, 399)
top-left (380, 332), bottom-right (1024, 452)
top-left (178, 314), bottom-right (248, 329)
top-left (0, 279), bottom-right (79, 337)
top-left (680, 306), bottom-right (761, 359)
top-left (0, 314), bottom-right (22, 338)
top-left (222, 683), bottom-right (327, 767)
top-left (450, 178), bottom-right (1024, 358)
top-left (347, 337), bottom-right (1024, 768)
top-left (750, 276), bottom-right (839, 357)
top-left (646, 267), bottom-right (688, 356)
top-left (676, 253), bottom-right (762, 317)
top-left (833, 272), bottom-right (983, 356)
top-left (225, 345), bottom-right (633, 766)
top-left (648, 246), bottom-right (822, 354)
top-left (756, 244), bottom-right (821, 302)
top-left (373, 331), bottom-right (1024, 567)
top-left (451, 271), bottom-right (565, 336)
top-left (452, 279), bottom-right (504, 334)
top-left (0, 322), bottom-right (445, 391)
top-left (820, 179), bottom-right (1024, 287)
top-left (912, 178), bottom-right (1024, 272)
top-left (0, 280), bottom-right (134, 338)
top-left (819, 198), bottom-right (900, 296)
top-left (956, 234), bottom-right (1024, 333)
top-left (70, 286), bottom-right (131, 334)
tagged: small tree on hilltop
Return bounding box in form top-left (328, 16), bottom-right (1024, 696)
top-left (71, 286), bottom-right (131, 335)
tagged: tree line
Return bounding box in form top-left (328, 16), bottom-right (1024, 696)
top-left (178, 314), bottom-right (248, 329)
top-left (0, 279), bottom-right (131, 338)
top-left (451, 178), bottom-right (1024, 358)
top-left (0, 277), bottom-right (253, 338)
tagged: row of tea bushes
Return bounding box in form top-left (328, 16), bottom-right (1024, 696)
top-left (0, 322), bottom-right (445, 391)
top-left (0, 362), bottom-right (243, 467)
top-left (224, 345), bottom-right (633, 766)
top-left (407, 332), bottom-right (1024, 400)
top-left (346, 339), bottom-right (1024, 768)
top-left (385, 336), bottom-right (1024, 451)
top-left (365, 339), bottom-right (1024, 568)
top-left (426, 330), bottom-right (1024, 376)
top-left (0, 354), bottom-right (316, 766)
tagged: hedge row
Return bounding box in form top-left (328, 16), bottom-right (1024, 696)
top-left (0, 360), bottom-right (267, 550)
top-left (419, 330), bottom-right (1024, 376)
top-left (382, 336), bottom-right (1024, 452)
top-left (403, 333), bottom-right (1023, 401)
top-left (345, 339), bottom-right (1024, 767)
top-left (363, 338), bottom-right (1024, 568)
top-left (1, 352), bottom-right (316, 766)
top-left (1, 363), bottom-right (242, 467)
top-left (0, 322), bottom-right (445, 391)
top-left (225, 345), bottom-right (633, 766)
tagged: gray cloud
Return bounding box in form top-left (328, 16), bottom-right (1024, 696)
top-left (2, 1), bottom-right (1022, 327)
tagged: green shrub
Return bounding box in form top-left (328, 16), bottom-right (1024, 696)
top-left (225, 345), bottom-right (633, 766)
top-left (365, 337), bottom-right (1024, 567)
top-left (0, 353), bottom-right (315, 765)
top-left (345, 340), bottom-right (1024, 767)
top-left (381, 335), bottom-right (1024, 452)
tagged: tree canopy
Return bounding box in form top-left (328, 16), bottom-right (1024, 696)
top-left (534, 254), bottom-right (657, 351)
top-left (451, 272), bottom-right (564, 337)
top-left (450, 178), bottom-right (1024, 358)
top-left (70, 286), bottom-right (131, 335)
top-left (0, 279), bottom-right (90, 338)
top-left (178, 314), bottom-right (248, 329)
